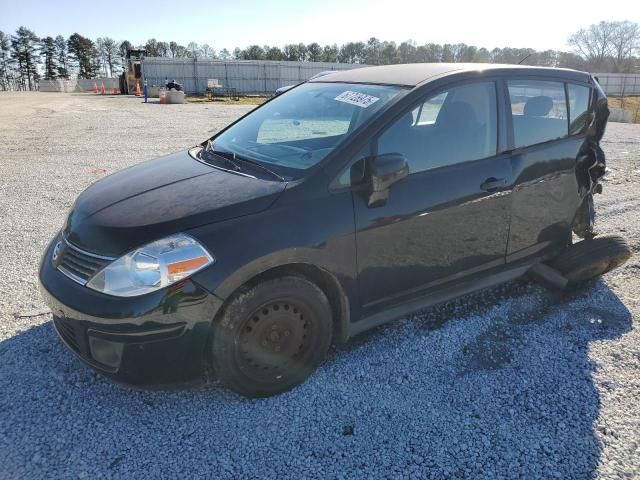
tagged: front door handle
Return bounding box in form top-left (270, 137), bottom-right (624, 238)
top-left (480, 177), bottom-right (507, 192)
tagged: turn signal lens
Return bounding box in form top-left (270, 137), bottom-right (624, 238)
top-left (168, 256), bottom-right (210, 280)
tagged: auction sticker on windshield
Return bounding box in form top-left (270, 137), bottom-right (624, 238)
top-left (334, 90), bottom-right (380, 108)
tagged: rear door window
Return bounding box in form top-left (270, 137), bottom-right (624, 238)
top-left (567, 84), bottom-right (591, 134)
top-left (507, 80), bottom-right (568, 148)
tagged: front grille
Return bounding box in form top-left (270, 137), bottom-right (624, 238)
top-left (53, 317), bottom-right (84, 354)
top-left (55, 237), bottom-right (114, 285)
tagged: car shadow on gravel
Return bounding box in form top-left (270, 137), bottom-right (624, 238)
top-left (327, 279), bottom-right (632, 478)
top-left (0, 279), bottom-right (633, 479)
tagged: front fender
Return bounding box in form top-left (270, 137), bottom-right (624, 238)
top-left (187, 189), bottom-right (358, 320)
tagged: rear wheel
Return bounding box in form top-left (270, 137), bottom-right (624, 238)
top-left (211, 276), bottom-right (333, 398)
top-left (551, 234), bottom-right (631, 287)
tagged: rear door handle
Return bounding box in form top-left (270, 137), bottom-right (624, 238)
top-left (480, 177), bottom-right (507, 192)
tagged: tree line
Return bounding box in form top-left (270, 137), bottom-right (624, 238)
top-left (1, 20), bottom-right (638, 91)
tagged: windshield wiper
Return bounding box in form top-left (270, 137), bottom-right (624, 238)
top-left (202, 141), bottom-right (285, 182)
top-left (232, 154), bottom-right (285, 182)
top-left (201, 141), bottom-right (243, 173)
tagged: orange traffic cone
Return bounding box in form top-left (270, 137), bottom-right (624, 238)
top-left (92, 81), bottom-right (98, 94)
top-left (100, 81), bottom-right (105, 95)
top-left (135, 82), bottom-right (141, 97)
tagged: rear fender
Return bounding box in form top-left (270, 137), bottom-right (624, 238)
top-left (572, 77), bottom-right (609, 239)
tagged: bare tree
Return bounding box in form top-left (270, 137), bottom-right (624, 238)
top-left (96, 37), bottom-right (108, 76)
top-left (283, 43), bottom-right (307, 62)
top-left (144, 38), bottom-right (161, 57)
top-left (187, 42), bottom-right (202, 58)
top-left (307, 42), bottom-right (322, 62)
top-left (100, 37), bottom-right (119, 76)
top-left (119, 40), bottom-right (132, 71)
top-left (569, 21), bottom-right (616, 68)
top-left (169, 41), bottom-right (179, 57)
top-left (395, 41), bottom-right (415, 63)
top-left (569, 21), bottom-right (640, 72)
top-left (610, 21), bottom-right (640, 71)
top-left (156, 41), bottom-right (169, 57)
top-left (236, 45), bottom-right (265, 60)
top-left (200, 43), bottom-right (215, 58)
top-left (264, 46), bottom-right (284, 61)
top-left (175, 44), bottom-right (189, 57)
top-left (379, 42), bottom-right (396, 64)
top-left (168, 41), bottom-right (188, 57)
top-left (557, 51), bottom-right (586, 69)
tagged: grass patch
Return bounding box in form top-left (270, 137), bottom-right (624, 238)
top-left (607, 96), bottom-right (640, 123)
top-left (186, 95), bottom-right (267, 106)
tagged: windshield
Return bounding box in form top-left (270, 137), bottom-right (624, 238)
top-left (211, 82), bottom-right (403, 173)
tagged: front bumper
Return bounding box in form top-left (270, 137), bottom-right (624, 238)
top-left (39, 238), bottom-right (224, 386)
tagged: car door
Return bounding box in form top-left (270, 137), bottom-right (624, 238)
top-left (505, 79), bottom-right (592, 261)
top-left (352, 80), bottom-right (513, 313)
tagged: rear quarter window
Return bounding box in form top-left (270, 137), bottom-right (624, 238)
top-left (567, 84), bottom-right (591, 135)
top-left (508, 80), bottom-right (568, 149)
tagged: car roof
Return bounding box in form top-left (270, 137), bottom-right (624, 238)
top-left (309, 63), bottom-right (592, 87)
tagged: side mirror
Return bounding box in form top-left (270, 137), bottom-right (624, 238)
top-left (367, 153), bottom-right (409, 207)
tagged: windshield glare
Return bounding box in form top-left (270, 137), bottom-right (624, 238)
top-left (212, 82), bottom-right (403, 173)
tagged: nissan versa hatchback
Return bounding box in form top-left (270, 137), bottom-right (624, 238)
top-left (40, 63), bottom-right (631, 397)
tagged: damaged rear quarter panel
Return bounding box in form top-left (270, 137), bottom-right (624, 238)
top-left (507, 76), bottom-right (610, 257)
top-left (572, 77), bottom-right (609, 238)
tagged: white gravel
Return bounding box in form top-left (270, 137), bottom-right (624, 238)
top-left (0, 92), bottom-right (638, 479)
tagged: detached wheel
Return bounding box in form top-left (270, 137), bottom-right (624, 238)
top-left (552, 234), bottom-right (631, 287)
top-left (211, 276), bottom-right (332, 398)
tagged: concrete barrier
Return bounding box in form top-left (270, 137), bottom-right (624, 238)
top-left (147, 86), bottom-right (162, 98)
top-left (166, 89), bottom-right (185, 104)
top-left (75, 78), bottom-right (119, 92)
top-left (609, 108), bottom-right (633, 123)
top-left (39, 79), bottom-right (77, 92)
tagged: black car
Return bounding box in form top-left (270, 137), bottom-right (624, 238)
top-left (40, 63), bottom-right (630, 397)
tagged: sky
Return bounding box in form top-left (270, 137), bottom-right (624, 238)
top-left (1, 0), bottom-right (639, 52)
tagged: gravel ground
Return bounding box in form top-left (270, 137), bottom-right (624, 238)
top-left (0, 92), bottom-right (639, 479)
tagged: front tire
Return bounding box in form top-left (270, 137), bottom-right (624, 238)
top-left (551, 234), bottom-right (631, 287)
top-left (211, 276), bottom-right (333, 398)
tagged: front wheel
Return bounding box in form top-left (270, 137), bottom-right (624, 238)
top-left (551, 234), bottom-right (631, 288)
top-left (211, 276), bottom-right (333, 398)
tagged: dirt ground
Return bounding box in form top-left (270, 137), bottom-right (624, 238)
top-left (607, 96), bottom-right (640, 123)
top-left (0, 91), bottom-right (639, 479)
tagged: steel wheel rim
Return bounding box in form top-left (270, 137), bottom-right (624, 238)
top-left (235, 299), bottom-right (313, 381)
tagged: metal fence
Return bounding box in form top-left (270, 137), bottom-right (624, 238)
top-left (594, 73), bottom-right (640, 96)
top-left (31, 63), bottom-right (640, 97)
top-left (140, 58), bottom-right (364, 94)
top-left (140, 60), bottom-right (640, 96)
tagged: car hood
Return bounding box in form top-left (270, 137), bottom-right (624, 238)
top-left (63, 150), bottom-right (286, 257)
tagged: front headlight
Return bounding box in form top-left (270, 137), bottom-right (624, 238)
top-left (86, 233), bottom-right (214, 297)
